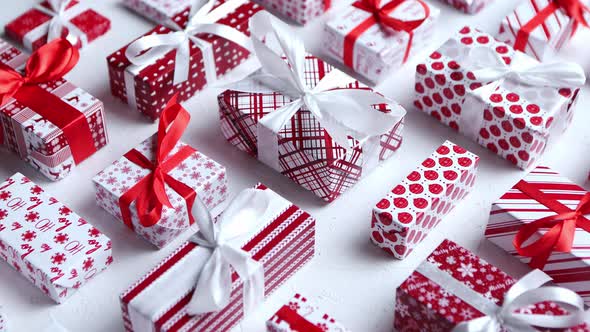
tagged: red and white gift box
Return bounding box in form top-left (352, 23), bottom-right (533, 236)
top-left (323, 0), bottom-right (439, 84)
top-left (123, 0), bottom-right (195, 24)
top-left (414, 26), bottom-right (583, 170)
top-left (4, 0), bottom-right (110, 52)
top-left (254, 0), bottom-right (330, 24)
top-left (0, 173), bottom-right (113, 304)
top-left (371, 141), bottom-right (478, 259)
top-left (266, 293), bottom-right (350, 332)
top-left (120, 184), bottom-right (316, 332)
top-left (437, 0), bottom-right (494, 14)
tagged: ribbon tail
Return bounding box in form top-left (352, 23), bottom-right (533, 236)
top-left (186, 249), bottom-right (233, 315)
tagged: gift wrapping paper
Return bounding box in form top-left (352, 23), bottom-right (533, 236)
top-left (0, 173), bottom-right (113, 304)
top-left (253, 0), bottom-right (329, 25)
top-left (438, 0), bottom-right (494, 14)
top-left (93, 135), bottom-right (228, 248)
top-left (219, 55), bottom-right (405, 202)
top-left (414, 26), bottom-right (580, 170)
top-left (266, 293), bottom-right (350, 332)
top-left (108, 0), bottom-right (264, 121)
top-left (371, 141), bottom-right (478, 259)
top-left (323, 0), bottom-right (439, 84)
top-left (4, 0), bottom-right (111, 52)
top-left (120, 184), bottom-right (316, 332)
top-left (123, 0), bottom-right (194, 24)
top-left (0, 38), bottom-right (108, 181)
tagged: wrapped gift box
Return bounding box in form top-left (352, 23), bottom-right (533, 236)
top-left (371, 141), bottom-right (478, 259)
top-left (0, 173), bottom-right (113, 304)
top-left (0, 38), bottom-right (108, 181)
top-left (123, 0), bottom-right (194, 24)
top-left (4, 0), bottom-right (110, 52)
top-left (414, 26), bottom-right (581, 169)
top-left (253, 0), bottom-right (329, 25)
top-left (437, 0), bottom-right (494, 14)
top-left (0, 310), bottom-right (5, 332)
top-left (219, 55), bottom-right (405, 202)
top-left (120, 184), bottom-right (316, 332)
top-left (323, 0), bottom-right (439, 84)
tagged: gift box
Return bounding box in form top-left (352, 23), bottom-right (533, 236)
top-left (0, 310), bottom-right (5, 332)
top-left (0, 38), bottom-right (108, 181)
top-left (323, 0), bottom-right (439, 84)
top-left (266, 293), bottom-right (350, 332)
top-left (120, 184), bottom-right (316, 332)
top-left (0, 173), bottom-right (113, 304)
top-left (254, 0), bottom-right (329, 24)
top-left (414, 26), bottom-right (584, 170)
top-left (437, 0), bottom-right (494, 14)
top-left (4, 0), bottom-right (110, 52)
top-left (123, 0), bottom-right (194, 24)
top-left (371, 141), bottom-right (478, 259)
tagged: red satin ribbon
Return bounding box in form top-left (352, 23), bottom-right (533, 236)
top-left (0, 38), bottom-right (96, 164)
top-left (512, 180), bottom-right (590, 269)
top-left (343, 0), bottom-right (430, 68)
top-left (514, 0), bottom-right (590, 53)
top-left (118, 94), bottom-right (197, 229)
top-left (274, 306), bottom-right (323, 332)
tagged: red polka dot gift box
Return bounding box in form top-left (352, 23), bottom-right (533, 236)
top-left (414, 26), bottom-right (585, 170)
top-left (436, 0), bottom-right (494, 14)
top-left (371, 140), bottom-right (479, 259)
top-left (0, 173), bottom-right (113, 304)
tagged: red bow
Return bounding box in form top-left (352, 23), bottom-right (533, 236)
top-left (556, 0), bottom-right (590, 27)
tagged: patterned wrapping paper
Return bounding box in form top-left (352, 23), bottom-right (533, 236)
top-left (107, 0), bottom-right (264, 121)
top-left (0, 173), bottom-right (113, 304)
top-left (323, 0), bottom-right (439, 84)
top-left (437, 0), bottom-right (494, 14)
top-left (4, 0), bottom-right (111, 52)
top-left (123, 0), bottom-right (194, 24)
top-left (219, 55), bottom-right (405, 202)
top-left (120, 184), bottom-right (316, 332)
top-left (371, 141), bottom-right (478, 259)
top-left (253, 0), bottom-right (329, 25)
top-left (0, 38), bottom-right (108, 181)
top-left (414, 26), bottom-right (580, 170)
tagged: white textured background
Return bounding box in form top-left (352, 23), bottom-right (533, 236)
top-left (1, 0), bottom-right (590, 331)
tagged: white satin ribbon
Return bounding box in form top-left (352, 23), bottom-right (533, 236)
top-left (26, 0), bottom-right (88, 51)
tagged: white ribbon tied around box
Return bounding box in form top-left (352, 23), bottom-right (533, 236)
top-left (416, 261), bottom-right (588, 332)
top-left (225, 12), bottom-right (406, 172)
top-left (124, 0), bottom-right (253, 110)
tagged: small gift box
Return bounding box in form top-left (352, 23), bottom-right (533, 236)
top-left (371, 141), bottom-right (478, 259)
top-left (108, 0), bottom-right (263, 121)
top-left (93, 96), bottom-right (228, 248)
top-left (120, 184), bottom-right (316, 332)
top-left (497, 0), bottom-right (590, 61)
top-left (219, 13), bottom-right (406, 202)
top-left (395, 239), bottom-right (589, 331)
top-left (323, 0), bottom-right (439, 84)
top-left (0, 173), bottom-right (113, 304)
top-left (4, 0), bottom-right (110, 52)
top-left (436, 0), bottom-right (494, 14)
top-left (486, 165), bottom-right (590, 306)
top-left (267, 293), bottom-right (350, 332)
top-left (0, 38), bottom-right (108, 181)
top-left (414, 26), bottom-right (585, 170)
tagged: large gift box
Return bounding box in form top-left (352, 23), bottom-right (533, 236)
top-left (437, 0), bottom-right (494, 14)
top-left (0, 173), bottom-right (113, 304)
top-left (0, 38), bottom-right (108, 181)
top-left (371, 141), bottom-right (478, 259)
top-left (4, 0), bottom-right (111, 52)
top-left (414, 26), bottom-right (585, 169)
top-left (323, 0), bottom-right (439, 84)
top-left (120, 184), bottom-right (316, 332)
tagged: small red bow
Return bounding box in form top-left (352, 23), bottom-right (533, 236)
top-left (555, 0), bottom-right (590, 28)
top-left (353, 0), bottom-right (430, 34)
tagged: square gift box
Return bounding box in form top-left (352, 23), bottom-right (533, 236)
top-left (414, 26), bottom-right (582, 170)
top-left (437, 0), bottom-right (494, 14)
top-left (371, 141), bottom-right (478, 259)
top-left (0, 173), bottom-right (113, 304)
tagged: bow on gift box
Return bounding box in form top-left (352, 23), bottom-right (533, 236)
top-left (29, 0), bottom-right (89, 50)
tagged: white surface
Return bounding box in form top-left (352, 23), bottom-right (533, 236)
top-left (1, 1), bottom-right (590, 331)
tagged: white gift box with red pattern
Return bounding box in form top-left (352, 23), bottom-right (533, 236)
top-left (123, 0), bottom-right (193, 23)
top-left (414, 26), bottom-right (581, 170)
top-left (0, 173), bottom-right (113, 304)
top-left (437, 0), bottom-right (494, 14)
top-left (371, 141), bottom-right (478, 259)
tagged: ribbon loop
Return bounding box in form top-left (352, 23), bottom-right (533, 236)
top-left (35, 0), bottom-right (87, 48)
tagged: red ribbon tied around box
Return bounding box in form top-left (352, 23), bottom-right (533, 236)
top-left (118, 94), bottom-right (197, 229)
top-left (512, 179), bottom-right (590, 269)
top-left (514, 0), bottom-right (590, 53)
top-left (343, 0), bottom-right (430, 68)
top-left (274, 306), bottom-right (324, 332)
top-left (0, 38), bottom-right (96, 164)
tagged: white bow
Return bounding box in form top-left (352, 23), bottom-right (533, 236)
top-left (35, 0), bottom-right (86, 47)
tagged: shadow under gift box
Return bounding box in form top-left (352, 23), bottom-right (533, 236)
top-left (437, 0), bottom-right (494, 14)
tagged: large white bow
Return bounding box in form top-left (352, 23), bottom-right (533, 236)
top-left (34, 0), bottom-right (86, 47)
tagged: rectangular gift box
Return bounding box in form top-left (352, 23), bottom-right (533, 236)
top-left (4, 0), bottom-right (111, 52)
top-left (438, 0), bottom-right (494, 14)
top-left (108, 0), bottom-right (264, 121)
top-left (0, 173), bottom-right (113, 304)
top-left (123, 0), bottom-right (194, 24)
top-left (120, 184), bottom-right (316, 332)
top-left (414, 26), bottom-right (580, 170)
top-left (323, 0), bottom-right (439, 84)
top-left (0, 38), bottom-right (108, 181)
top-left (218, 55), bottom-right (405, 202)
top-left (371, 141), bottom-right (478, 259)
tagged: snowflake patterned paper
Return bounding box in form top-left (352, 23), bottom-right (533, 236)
top-left (0, 173), bottom-right (113, 304)
top-left (437, 0), bottom-right (494, 14)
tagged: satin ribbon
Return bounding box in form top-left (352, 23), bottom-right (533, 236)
top-left (118, 94), bottom-right (198, 229)
top-left (29, 0), bottom-right (88, 50)
top-left (273, 306), bottom-right (324, 332)
top-left (0, 38), bottom-right (96, 164)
